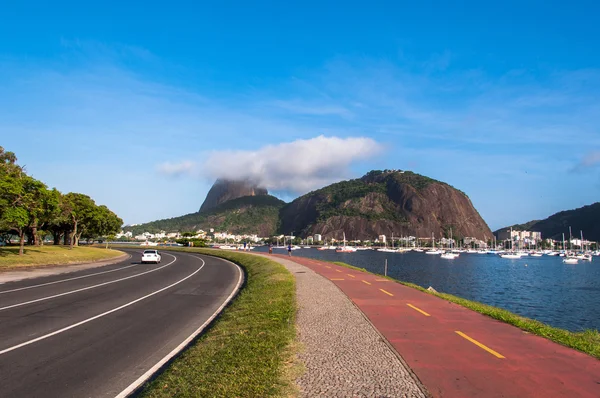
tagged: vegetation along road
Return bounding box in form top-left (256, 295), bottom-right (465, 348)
top-left (0, 249), bottom-right (242, 398)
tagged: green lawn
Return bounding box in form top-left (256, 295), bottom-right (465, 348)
top-left (332, 261), bottom-right (600, 360)
top-left (139, 248), bottom-right (298, 398)
top-left (0, 245), bottom-right (124, 270)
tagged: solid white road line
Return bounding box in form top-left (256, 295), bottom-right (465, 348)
top-left (0, 253), bottom-right (177, 312)
top-left (0, 254), bottom-right (135, 295)
top-left (115, 255), bottom-right (244, 398)
top-left (0, 256), bottom-right (204, 356)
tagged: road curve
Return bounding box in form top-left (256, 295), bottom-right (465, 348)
top-left (0, 249), bottom-right (243, 397)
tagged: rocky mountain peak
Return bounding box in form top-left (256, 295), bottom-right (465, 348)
top-left (199, 179), bottom-right (268, 213)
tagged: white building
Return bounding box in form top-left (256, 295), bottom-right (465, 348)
top-left (378, 235), bottom-right (386, 243)
top-left (313, 234), bottom-right (322, 242)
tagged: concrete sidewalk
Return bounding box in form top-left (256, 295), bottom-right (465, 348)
top-left (254, 253), bottom-right (428, 397)
top-left (274, 254), bottom-right (600, 398)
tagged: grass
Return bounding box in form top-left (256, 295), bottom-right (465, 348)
top-left (0, 245), bottom-right (124, 270)
top-left (332, 261), bottom-right (600, 360)
top-left (138, 248), bottom-right (298, 398)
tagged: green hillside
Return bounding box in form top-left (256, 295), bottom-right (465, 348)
top-left (304, 170), bottom-right (459, 222)
top-left (124, 195), bottom-right (285, 236)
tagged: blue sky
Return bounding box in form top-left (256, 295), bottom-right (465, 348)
top-left (1, 1), bottom-right (599, 230)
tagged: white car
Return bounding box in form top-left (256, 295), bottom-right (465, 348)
top-left (141, 249), bottom-right (161, 264)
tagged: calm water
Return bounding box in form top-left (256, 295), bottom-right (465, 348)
top-left (256, 247), bottom-right (600, 332)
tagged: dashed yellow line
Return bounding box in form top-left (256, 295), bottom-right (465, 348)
top-left (325, 266), bottom-right (331, 268)
top-left (361, 280), bottom-right (372, 285)
top-left (347, 274), bottom-right (356, 278)
top-left (375, 279), bottom-right (389, 282)
top-left (379, 288), bottom-right (394, 296)
top-left (335, 269), bottom-right (343, 273)
top-left (330, 278), bottom-right (345, 281)
top-left (455, 331), bottom-right (505, 359)
top-left (407, 303), bottom-right (430, 317)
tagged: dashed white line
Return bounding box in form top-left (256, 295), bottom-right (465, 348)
top-left (0, 253), bottom-right (177, 312)
top-left (115, 254), bottom-right (243, 398)
top-left (0, 255), bottom-right (202, 356)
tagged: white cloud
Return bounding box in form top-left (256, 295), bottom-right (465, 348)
top-left (572, 150), bottom-right (600, 172)
top-left (160, 135), bottom-right (383, 193)
top-left (581, 151), bottom-right (600, 167)
top-left (156, 160), bottom-right (197, 176)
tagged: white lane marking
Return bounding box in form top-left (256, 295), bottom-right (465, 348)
top-left (0, 255), bottom-right (203, 356)
top-left (115, 254), bottom-right (244, 398)
top-left (0, 254), bottom-right (135, 295)
top-left (0, 253), bottom-right (177, 312)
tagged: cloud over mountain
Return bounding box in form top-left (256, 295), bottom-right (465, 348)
top-left (157, 135), bottom-right (383, 193)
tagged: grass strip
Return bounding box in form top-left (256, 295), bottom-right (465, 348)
top-left (332, 261), bottom-right (600, 360)
top-left (0, 245), bottom-right (123, 269)
top-left (139, 248), bottom-right (297, 398)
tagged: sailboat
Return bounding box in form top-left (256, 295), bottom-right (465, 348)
top-left (378, 232), bottom-right (397, 252)
top-left (500, 228), bottom-right (523, 259)
top-left (336, 232), bottom-right (356, 253)
top-left (563, 228), bottom-right (578, 264)
top-left (440, 228), bottom-right (459, 259)
top-left (426, 232), bottom-right (442, 254)
top-left (575, 230), bottom-right (592, 261)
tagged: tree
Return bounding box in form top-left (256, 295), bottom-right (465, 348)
top-left (0, 146), bottom-right (23, 231)
top-left (63, 193), bottom-right (97, 249)
top-left (1, 175), bottom-right (48, 255)
top-left (26, 185), bottom-right (60, 246)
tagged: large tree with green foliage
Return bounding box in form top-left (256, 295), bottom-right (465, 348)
top-left (0, 146), bottom-right (124, 253)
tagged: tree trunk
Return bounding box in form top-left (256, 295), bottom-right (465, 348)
top-left (53, 231), bottom-right (60, 245)
top-left (32, 224), bottom-right (39, 246)
top-left (63, 232), bottom-right (69, 246)
top-left (70, 220), bottom-right (77, 250)
top-left (19, 230), bottom-right (25, 256)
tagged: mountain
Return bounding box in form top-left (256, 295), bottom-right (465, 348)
top-left (494, 202), bottom-right (600, 242)
top-left (125, 195), bottom-right (285, 237)
top-left (200, 179), bottom-right (268, 213)
top-left (279, 170), bottom-right (492, 241)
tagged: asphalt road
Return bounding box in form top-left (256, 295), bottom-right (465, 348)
top-left (0, 249), bottom-right (243, 398)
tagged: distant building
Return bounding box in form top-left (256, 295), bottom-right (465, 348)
top-left (378, 235), bottom-right (386, 243)
top-left (313, 234), bottom-right (322, 242)
top-left (496, 229), bottom-right (541, 243)
top-left (464, 237), bottom-right (487, 247)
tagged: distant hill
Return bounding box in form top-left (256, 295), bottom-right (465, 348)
top-left (494, 202), bottom-right (600, 242)
top-left (279, 170), bottom-right (492, 241)
top-left (124, 195), bottom-right (285, 237)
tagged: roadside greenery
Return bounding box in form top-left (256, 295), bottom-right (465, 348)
top-left (0, 146), bottom-right (122, 255)
top-left (332, 260), bottom-right (600, 360)
top-left (139, 248), bottom-right (298, 398)
top-left (0, 246), bottom-right (123, 269)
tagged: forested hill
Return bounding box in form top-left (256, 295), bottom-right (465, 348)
top-left (279, 170), bottom-right (492, 241)
top-left (123, 195), bottom-right (285, 236)
top-left (494, 202), bottom-right (600, 241)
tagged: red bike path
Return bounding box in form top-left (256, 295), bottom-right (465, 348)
top-left (269, 254), bottom-right (600, 398)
